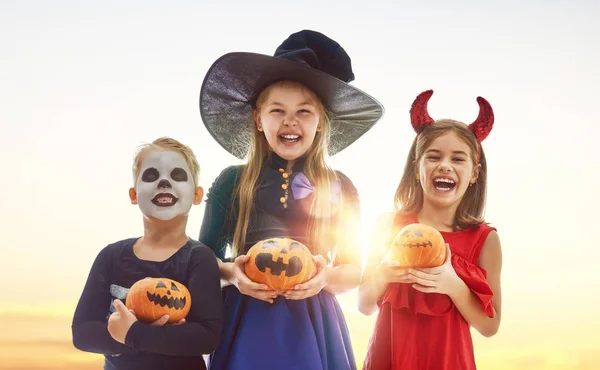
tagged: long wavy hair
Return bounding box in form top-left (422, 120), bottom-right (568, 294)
top-left (230, 80), bottom-right (343, 258)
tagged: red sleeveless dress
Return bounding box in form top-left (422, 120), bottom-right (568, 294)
top-left (363, 213), bottom-right (496, 370)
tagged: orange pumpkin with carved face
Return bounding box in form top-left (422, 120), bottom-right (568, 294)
top-left (245, 238), bottom-right (317, 292)
top-left (125, 277), bottom-right (191, 324)
top-left (391, 223), bottom-right (446, 268)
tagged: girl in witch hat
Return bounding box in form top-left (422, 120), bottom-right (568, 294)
top-left (359, 90), bottom-right (503, 369)
top-left (197, 30), bottom-right (384, 369)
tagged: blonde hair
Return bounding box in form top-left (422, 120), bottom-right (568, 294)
top-left (132, 137), bottom-right (201, 187)
top-left (231, 80), bottom-right (341, 258)
top-left (394, 119), bottom-right (487, 230)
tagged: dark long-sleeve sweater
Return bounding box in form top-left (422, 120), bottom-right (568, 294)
top-left (72, 238), bottom-right (222, 370)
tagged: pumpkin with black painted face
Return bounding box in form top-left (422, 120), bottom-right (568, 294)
top-left (391, 223), bottom-right (446, 268)
top-left (125, 277), bottom-right (191, 323)
top-left (245, 238), bottom-right (317, 292)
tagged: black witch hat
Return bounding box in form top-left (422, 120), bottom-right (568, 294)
top-left (199, 29), bottom-right (385, 159)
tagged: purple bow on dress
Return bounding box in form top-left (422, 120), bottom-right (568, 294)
top-left (291, 172), bottom-right (341, 203)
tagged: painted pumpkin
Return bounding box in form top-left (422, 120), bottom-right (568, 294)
top-left (391, 223), bottom-right (446, 268)
top-left (125, 277), bottom-right (191, 324)
top-left (245, 238), bottom-right (317, 292)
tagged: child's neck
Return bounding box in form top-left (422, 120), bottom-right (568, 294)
top-left (286, 159), bottom-right (295, 173)
top-left (417, 202), bottom-right (458, 232)
top-left (140, 216), bottom-right (189, 249)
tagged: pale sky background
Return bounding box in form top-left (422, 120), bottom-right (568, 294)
top-left (1, 0), bottom-right (599, 366)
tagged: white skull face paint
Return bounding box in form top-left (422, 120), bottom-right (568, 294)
top-left (135, 150), bottom-right (195, 220)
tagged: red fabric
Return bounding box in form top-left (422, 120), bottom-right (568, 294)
top-left (363, 214), bottom-right (496, 370)
top-left (410, 90), bottom-right (435, 133)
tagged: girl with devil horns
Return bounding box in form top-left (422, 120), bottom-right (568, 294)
top-left (358, 90), bottom-right (503, 369)
top-left (197, 30), bottom-right (384, 369)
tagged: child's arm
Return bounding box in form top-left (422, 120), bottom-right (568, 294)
top-left (284, 173), bottom-right (364, 300)
top-left (199, 165), bottom-right (278, 303)
top-left (358, 213), bottom-right (410, 315)
top-left (408, 231), bottom-right (503, 337)
top-left (118, 246), bottom-right (223, 356)
top-left (322, 264), bottom-right (362, 295)
top-left (323, 174), bottom-right (363, 295)
top-left (198, 166), bottom-right (240, 286)
top-left (72, 247), bottom-right (137, 355)
top-left (198, 165), bottom-right (239, 263)
top-left (447, 231), bottom-right (502, 337)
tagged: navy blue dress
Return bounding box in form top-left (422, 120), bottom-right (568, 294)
top-left (199, 153), bottom-right (361, 370)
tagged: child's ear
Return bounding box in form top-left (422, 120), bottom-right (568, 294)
top-left (413, 160), bottom-right (420, 182)
top-left (253, 110), bottom-right (263, 132)
top-left (193, 186), bottom-right (204, 205)
top-left (129, 188), bottom-right (138, 204)
top-left (471, 164), bottom-right (481, 184)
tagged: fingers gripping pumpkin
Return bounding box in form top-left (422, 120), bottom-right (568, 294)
top-left (245, 238), bottom-right (317, 292)
top-left (125, 277), bottom-right (191, 324)
top-left (391, 223), bottom-right (446, 268)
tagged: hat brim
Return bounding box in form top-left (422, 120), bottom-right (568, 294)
top-left (199, 52), bottom-right (384, 159)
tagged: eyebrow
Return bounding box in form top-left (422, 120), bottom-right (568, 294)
top-left (426, 149), bottom-right (468, 156)
top-left (265, 101), bottom-right (314, 107)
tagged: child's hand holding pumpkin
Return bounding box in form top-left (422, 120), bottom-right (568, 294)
top-left (407, 244), bottom-right (462, 296)
top-left (283, 254), bottom-right (328, 300)
top-left (230, 254), bottom-right (278, 304)
top-left (108, 299), bottom-right (187, 344)
top-left (108, 299), bottom-right (138, 344)
top-left (373, 253), bottom-right (411, 286)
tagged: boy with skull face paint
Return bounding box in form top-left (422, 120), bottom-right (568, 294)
top-left (72, 137), bottom-right (223, 370)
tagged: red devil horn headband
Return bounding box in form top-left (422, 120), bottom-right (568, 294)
top-left (409, 90), bottom-right (494, 142)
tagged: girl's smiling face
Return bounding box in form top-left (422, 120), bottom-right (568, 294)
top-left (255, 81), bottom-right (321, 161)
top-left (417, 131), bottom-right (479, 209)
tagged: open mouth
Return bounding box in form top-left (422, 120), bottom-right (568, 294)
top-left (279, 134), bottom-right (301, 144)
top-left (433, 177), bottom-right (456, 192)
top-left (152, 193), bottom-right (178, 207)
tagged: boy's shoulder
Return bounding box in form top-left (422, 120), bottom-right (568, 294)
top-left (185, 239), bottom-right (219, 269)
top-left (187, 239), bottom-right (217, 258)
top-left (94, 238), bottom-right (217, 271)
top-left (86, 238), bottom-right (138, 268)
top-left (189, 238), bottom-right (214, 257)
top-left (100, 237), bottom-right (211, 257)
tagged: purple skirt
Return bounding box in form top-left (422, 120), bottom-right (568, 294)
top-left (208, 286), bottom-right (357, 370)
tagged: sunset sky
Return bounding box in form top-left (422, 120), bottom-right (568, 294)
top-left (1, 1), bottom-right (599, 369)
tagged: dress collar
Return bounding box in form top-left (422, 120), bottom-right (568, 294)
top-left (265, 151), bottom-right (306, 173)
